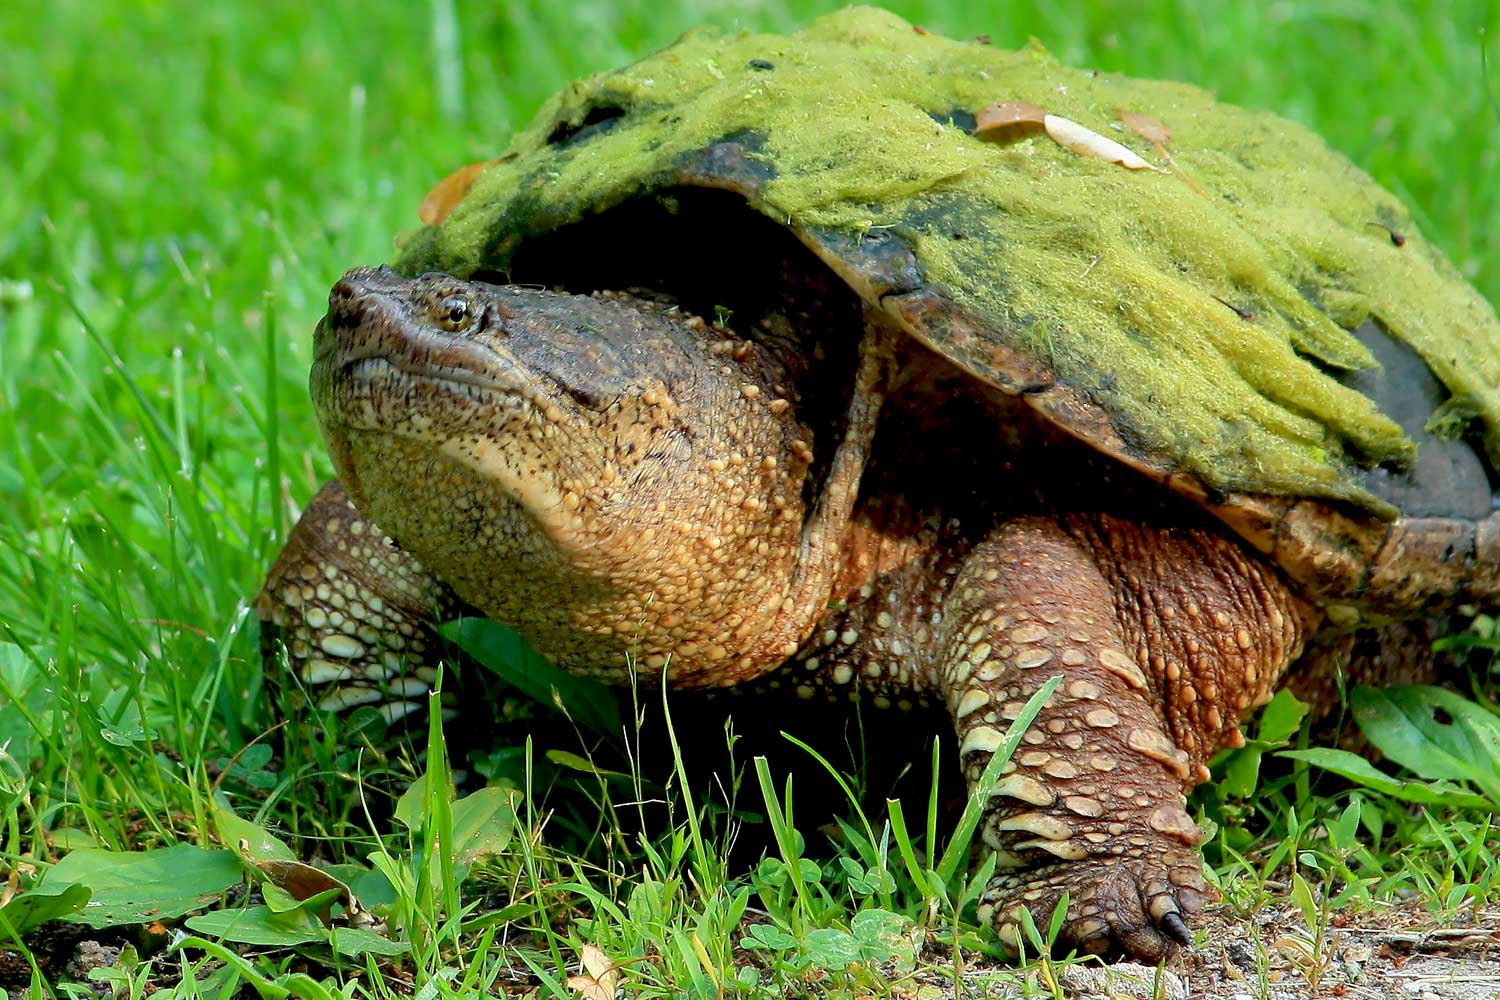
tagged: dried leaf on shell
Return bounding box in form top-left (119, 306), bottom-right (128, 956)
top-left (974, 100), bottom-right (1048, 141)
top-left (1119, 108), bottom-right (1209, 196)
top-left (1119, 110), bottom-right (1172, 147)
top-left (419, 159), bottom-right (504, 225)
top-left (1043, 114), bottom-right (1163, 172)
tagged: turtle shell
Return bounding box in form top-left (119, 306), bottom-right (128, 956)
top-left (393, 7), bottom-right (1500, 610)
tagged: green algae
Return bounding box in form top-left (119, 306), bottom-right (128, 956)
top-left (394, 6), bottom-right (1500, 512)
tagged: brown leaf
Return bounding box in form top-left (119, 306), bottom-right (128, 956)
top-left (241, 836), bottom-right (365, 924)
top-left (254, 858), bottom-right (349, 904)
top-left (419, 159), bottom-right (502, 225)
top-left (1042, 115), bottom-right (1164, 172)
top-left (565, 975), bottom-right (611, 1000)
top-left (567, 944), bottom-right (621, 1000)
top-left (974, 100), bottom-right (1048, 142)
top-left (1119, 110), bottom-right (1172, 147)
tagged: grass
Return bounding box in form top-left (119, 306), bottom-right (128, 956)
top-left (1, 0), bottom-right (1498, 995)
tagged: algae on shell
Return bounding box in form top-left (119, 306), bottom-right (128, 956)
top-left (396, 6), bottom-right (1500, 513)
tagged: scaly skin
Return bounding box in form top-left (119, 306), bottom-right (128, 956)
top-left (258, 269), bottom-right (1410, 960)
top-left (947, 516), bottom-right (1312, 959)
top-left (255, 478), bottom-right (466, 721)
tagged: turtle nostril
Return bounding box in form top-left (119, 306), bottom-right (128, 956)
top-left (329, 279), bottom-right (359, 306)
top-left (325, 283), bottom-right (372, 331)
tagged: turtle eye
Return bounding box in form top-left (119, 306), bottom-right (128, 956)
top-left (437, 294), bottom-right (473, 332)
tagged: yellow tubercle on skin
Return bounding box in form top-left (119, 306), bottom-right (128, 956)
top-left (397, 6), bottom-right (1500, 512)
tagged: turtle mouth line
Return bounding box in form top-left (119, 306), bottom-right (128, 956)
top-left (316, 354), bottom-right (538, 439)
top-left (339, 354), bottom-right (520, 397)
top-left (327, 355), bottom-right (534, 422)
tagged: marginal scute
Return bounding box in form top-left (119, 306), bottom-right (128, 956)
top-left (318, 634), bottom-right (366, 660)
top-left (1084, 707), bottom-right (1120, 728)
top-left (1148, 806), bottom-right (1205, 846)
top-left (1063, 795), bottom-right (1104, 818)
top-left (955, 688), bottom-right (991, 717)
top-left (1097, 648), bottom-right (1148, 689)
top-left (1016, 838), bottom-right (1088, 861)
top-left (1127, 727), bottom-right (1192, 779)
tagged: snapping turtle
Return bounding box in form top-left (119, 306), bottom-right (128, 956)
top-left (257, 8), bottom-right (1500, 960)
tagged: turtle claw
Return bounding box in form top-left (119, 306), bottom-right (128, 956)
top-left (985, 852), bottom-right (1210, 962)
top-left (1160, 909), bottom-right (1193, 948)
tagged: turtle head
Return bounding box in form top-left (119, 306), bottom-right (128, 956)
top-left (310, 267), bottom-right (818, 683)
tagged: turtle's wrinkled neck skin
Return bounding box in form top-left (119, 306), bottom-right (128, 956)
top-left (308, 267), bottom-right (875, 687)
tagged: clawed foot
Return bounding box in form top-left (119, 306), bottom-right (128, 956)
top-left (980, 850), bottom-right (1211, 961)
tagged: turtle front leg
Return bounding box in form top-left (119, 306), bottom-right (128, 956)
top-left (255, 479), bottom-right (468, 725)
top-left (937, 515), bottom-right (1313, 960)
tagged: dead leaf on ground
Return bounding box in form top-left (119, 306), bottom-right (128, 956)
top-left (974, 100), bottom-right (1048, 142)
top-left (566, 943), bottom-right (622, 1000)
top-left (1043, 115), bottom-right (1164, 172)
top-left (254, 859), bottom-right (354, 908)
top-left (419, 158), bottom-right (505, 225)
top-left (241, 838), bottom-right (367, 924)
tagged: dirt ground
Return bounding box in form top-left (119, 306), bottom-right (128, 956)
top-left (934, 900), bottom-right (1500, 1000)
top-left (10, 897), bottom-right (1498, 997)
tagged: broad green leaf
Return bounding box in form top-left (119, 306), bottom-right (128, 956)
top-left (804, 927), bottom-right (861, 970)
top-left (850, 908), bottom-right (908, 962)
top-left (341, 866), bottom-right (397, 914)
top-left (1258, 688), bottom-right (1310, 745)
top-left (1220, 744), bottom-right (1265, 799)
top-left (742, 922), bottom-right (797, 951)
top-left (1351, 685), bottom-right (1500, 803)
top-left (0, 641), bottom-right (51, 769)
top-left (44, 845), bottom-right (243, 928)
top-left (212, 796), bottom-right (295, 863)
top-left (1218, 689), bottom-right (1310, 797)
top-left (0, 882), bottom-right (90, 934)
top-left (184, 905), bottom-right (325, 947)
top-left (48, 829), bottom-right (99, 851)
top-left (262, 882), bottom-right (343, 921)
top-left (450, 786), bottom-right (518, 867)
top-left (441, 618), bottom-right (621, 740)
top-left (329, 925), bottom-right (410, 957)
top-left (1279, 748), bottom-right (1491, 810)
top-left (394, 771), bottom-right (448, 830)
top-left (1290, 872), bottom-right (1318, 930)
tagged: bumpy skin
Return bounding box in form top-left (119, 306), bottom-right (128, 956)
top-left (256, 479), bottom-right (465, 722)
top-left (258, 270), bottom-right (1480, 961)
top-left (947, 517), bottom-right (1310, 957)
